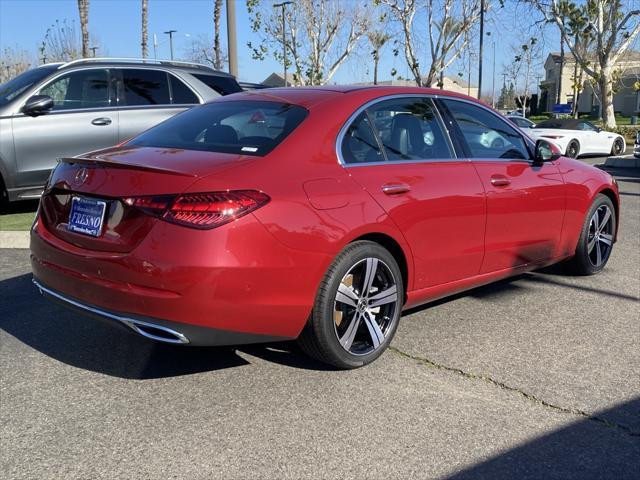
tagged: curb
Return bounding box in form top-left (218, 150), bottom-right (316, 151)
top-left (0, 231), bottom-right (30, 249)
top-left (604, 155), bottom-right (640, 168)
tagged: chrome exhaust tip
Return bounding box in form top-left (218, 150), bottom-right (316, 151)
top-left (33, 278), bottom-right (190, 344)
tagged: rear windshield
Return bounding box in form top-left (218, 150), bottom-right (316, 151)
top-left (127, 100), bottom-right (308, 156)
top-left (193, 74), bottom-right (242, 95)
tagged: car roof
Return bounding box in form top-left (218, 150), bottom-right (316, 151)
top-left (215, 85), bottom-right (484, 109)
top-left (55, 58), bottom-right (235, 77)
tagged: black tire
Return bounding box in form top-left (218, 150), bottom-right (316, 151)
top-left (566, 140), bottom-right (580, 158)
top-left (0, 175), bottom-right (8, 212)
top-left (298, 240), bottom-right (404, 369)
top-left (610, 137), bottom-right (625, 156)
top-left (563, 194), bottom-right (616, 275)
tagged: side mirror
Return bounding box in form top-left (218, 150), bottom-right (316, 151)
top-left (534, 139), bottom-right (562, 164)
top-left (597, 127), bottom-right (602, 133)
top-left (22, 95), bottom-right (54, 117)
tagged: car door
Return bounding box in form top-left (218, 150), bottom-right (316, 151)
top-left (115, 68), bottom-right (199, 143)
top-left (11, 68), bottom-right (118, 189)
top-left (340, 96), bottom-right (486, 289)
top-left (438, 98), bottom-right (565, 273)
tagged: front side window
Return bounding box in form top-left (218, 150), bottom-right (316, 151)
top-left (442, 99), bottom-right (530, 160)
top-left (38, 69), bottom-right (110, 111)
top-left (341, 112), bottom-right (383, 164)
top-left (368, 98), bottom-right (451, 161)
top-left (578, 121), bottom-right (598, 132)
top-left (127, 100), bottom-right (308, 156)
top-left (119, 69), bottom-right (170, 106)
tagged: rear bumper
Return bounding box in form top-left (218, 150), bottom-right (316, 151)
top-left (31, 210), bottom-right (332, 343)
top-left (33, 278), bottom-right (288, 346)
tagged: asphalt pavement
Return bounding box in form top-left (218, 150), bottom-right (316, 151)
top-left (1, 152), bottom-right (638, 479)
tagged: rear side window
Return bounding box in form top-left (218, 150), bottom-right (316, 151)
top-left (169, 75), bottom-right (199, 104)
top-left (120, 69), bottom-right (170, 106)
top-left (193, 74), bottom-right (242, 95)
top-left (442, 99), bottom-right (530, 160)
top-left (368, 98), bottom-right (451, 161)
top-left (341, 112), bottom-right (384, 164)
top-left (127, 100), bottom-right (308, 156)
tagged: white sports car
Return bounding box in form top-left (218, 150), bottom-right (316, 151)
top-left (529, 118), bottom-right (626, 158)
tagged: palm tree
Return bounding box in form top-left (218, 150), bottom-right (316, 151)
top-left (367, 31), bottom-right (390, 85)
top-left (213, 0), bottom-right (223, 70)
top-left (141, 0), bottom-right (149, 58)
top-left (77, 0), bottom-right (90, 58)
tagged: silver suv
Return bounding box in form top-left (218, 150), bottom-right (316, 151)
top-left (0, 58), bottom-right (242, 204)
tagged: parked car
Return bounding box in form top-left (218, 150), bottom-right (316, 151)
top-left (0, 58), bottom-right (242, 204)
top-left (506, 115), bottom-right (536, 129)
top-left (528, 118), bottom-right (626, 158)
top-left (635, 131), bottom-right (640, 158)
top-left (31, 86), bottom-right (619, 369)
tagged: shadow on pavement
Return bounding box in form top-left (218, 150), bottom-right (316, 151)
top-left (0, 273), bottom-right (330, 379)
top-left (0, 199), bottom-right (39, 215)
top-left (449, 397), bottom-right (640, 480)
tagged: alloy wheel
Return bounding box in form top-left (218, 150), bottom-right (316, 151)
top-left (613, 138), bottom-right (624, 156)
top-left (333, 258), bottom-right (399, 356)
top-left (567, 142), bottom-right (579, 158)
top-left (587, 204), bottom-right (614, 267)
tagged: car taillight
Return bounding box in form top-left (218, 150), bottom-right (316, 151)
top-left (123, 190), bottom-right (270, 229)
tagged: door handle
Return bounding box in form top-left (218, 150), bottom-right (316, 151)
top-left (91, 117), bottom-right (112, 126)
top-left (490, 176), bottom-right (511, 187)
top-left (381, 183), bottom-right (411, 195)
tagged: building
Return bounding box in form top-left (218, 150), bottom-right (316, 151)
top-left (261, 72), bottom-right (479, 97)
top-left (261, 72), bottom-right (295, 87)
top-left (353, 76), bottom-right (478, 97)
top-left (540, 51), bottom-right (640, 115)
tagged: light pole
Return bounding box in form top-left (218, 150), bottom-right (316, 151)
top-left (89, 46), bottom-right (98, 57)
top-left (226, 0), bottom-right (238, 77)
top-left (477, 0), bottom-right (485, 100)
top-left (164, 30), bottom-right (177, 60)
top-left (273, 1), bottom-right (292, 86)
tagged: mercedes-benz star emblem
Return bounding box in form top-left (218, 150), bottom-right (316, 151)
top-left (74, 167), bottom-right (89, 186)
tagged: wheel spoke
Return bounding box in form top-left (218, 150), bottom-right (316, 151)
top-left (599, 208), bottom-right (611, 233)
top-left (599, 233), bottom-right (613, 246)
top-left (592, 211), bottom-right (600, 231)
top-left (362, 258), bottom-right (379, 296)
top-left (339, 312), bottom-right (361, 351)
top-left (336, 283), bottom-right (358, 308)
top-left (368, 285), bottom-right (398, 308)
top-left (596, 240), bottom-right (602, 265)
top-left (587, 235), bottom-right (597, 253)
top-left (362, 312), bottom-right (384, 349)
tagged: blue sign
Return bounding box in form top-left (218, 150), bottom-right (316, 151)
top-left (552, 103), bottom-right (572, 114)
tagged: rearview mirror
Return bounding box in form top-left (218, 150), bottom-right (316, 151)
top-left (534, 139), bottom-right (561, 164)
top-left (22, 95), bottom-right (54, 117)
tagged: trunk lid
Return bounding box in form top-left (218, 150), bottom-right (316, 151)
top-left (40, 146), bottom-right (254, 252)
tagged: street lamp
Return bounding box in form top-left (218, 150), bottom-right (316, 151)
top-left (164, 30), bottom-right (177, 60)
top-left (487, 32), bottom-right (496, 108)
top-left (273, 1), bottom-right (292, 86)
top-left (153, 32), bottom-right (189, 60)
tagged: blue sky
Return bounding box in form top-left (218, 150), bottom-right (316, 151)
top-left (0, 0), bottom-right (561, 92)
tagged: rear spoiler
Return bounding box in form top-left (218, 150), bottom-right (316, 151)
top-left (57, 157), bottom-right (195, 177)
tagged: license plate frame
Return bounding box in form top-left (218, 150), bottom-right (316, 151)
top-left (67, 196), bottom-right (107, 237)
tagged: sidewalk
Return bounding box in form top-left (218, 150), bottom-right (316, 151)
top-left (0, 231), bottom-right (30, 249)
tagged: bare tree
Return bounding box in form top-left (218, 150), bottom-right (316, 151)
top-left (41, 19), bottom-right (82, 62)
top-left (368, 30), bottom-right (391, 85)
top-left (77, 0), bottom-right (90, 58)
top-left (183, 34), bottom-right (227, 68)
top-left (141, 0), bottom-right (149, 58)
top-left (213, 0), bottom-right (224, 70)
top-left (513, 37), bottom-right (542, 117)
top-left (377, 0), bottom-right (484, 87)
top-left (527, 0), bottom-right (640, 128)
top-left (0, 47), bottom-right (32, 82)
top-left (247, 0), bottom-right (369, 85)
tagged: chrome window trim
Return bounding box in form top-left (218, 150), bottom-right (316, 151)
top-left (438, 96), bottom-right (537, 161)
top-left (335, 93), bottom-right (463, 168)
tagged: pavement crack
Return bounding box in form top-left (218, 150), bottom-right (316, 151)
top-left (389, 346), bottom-right (640, 438)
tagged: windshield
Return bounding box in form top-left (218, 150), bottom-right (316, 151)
top-left (127, 100), bottom-right (308, 156)
top-left (0, 65), bottom-right (58, 107)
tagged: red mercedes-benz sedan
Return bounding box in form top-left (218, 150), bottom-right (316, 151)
top-left (31, 86), bottom-right (619, 368)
